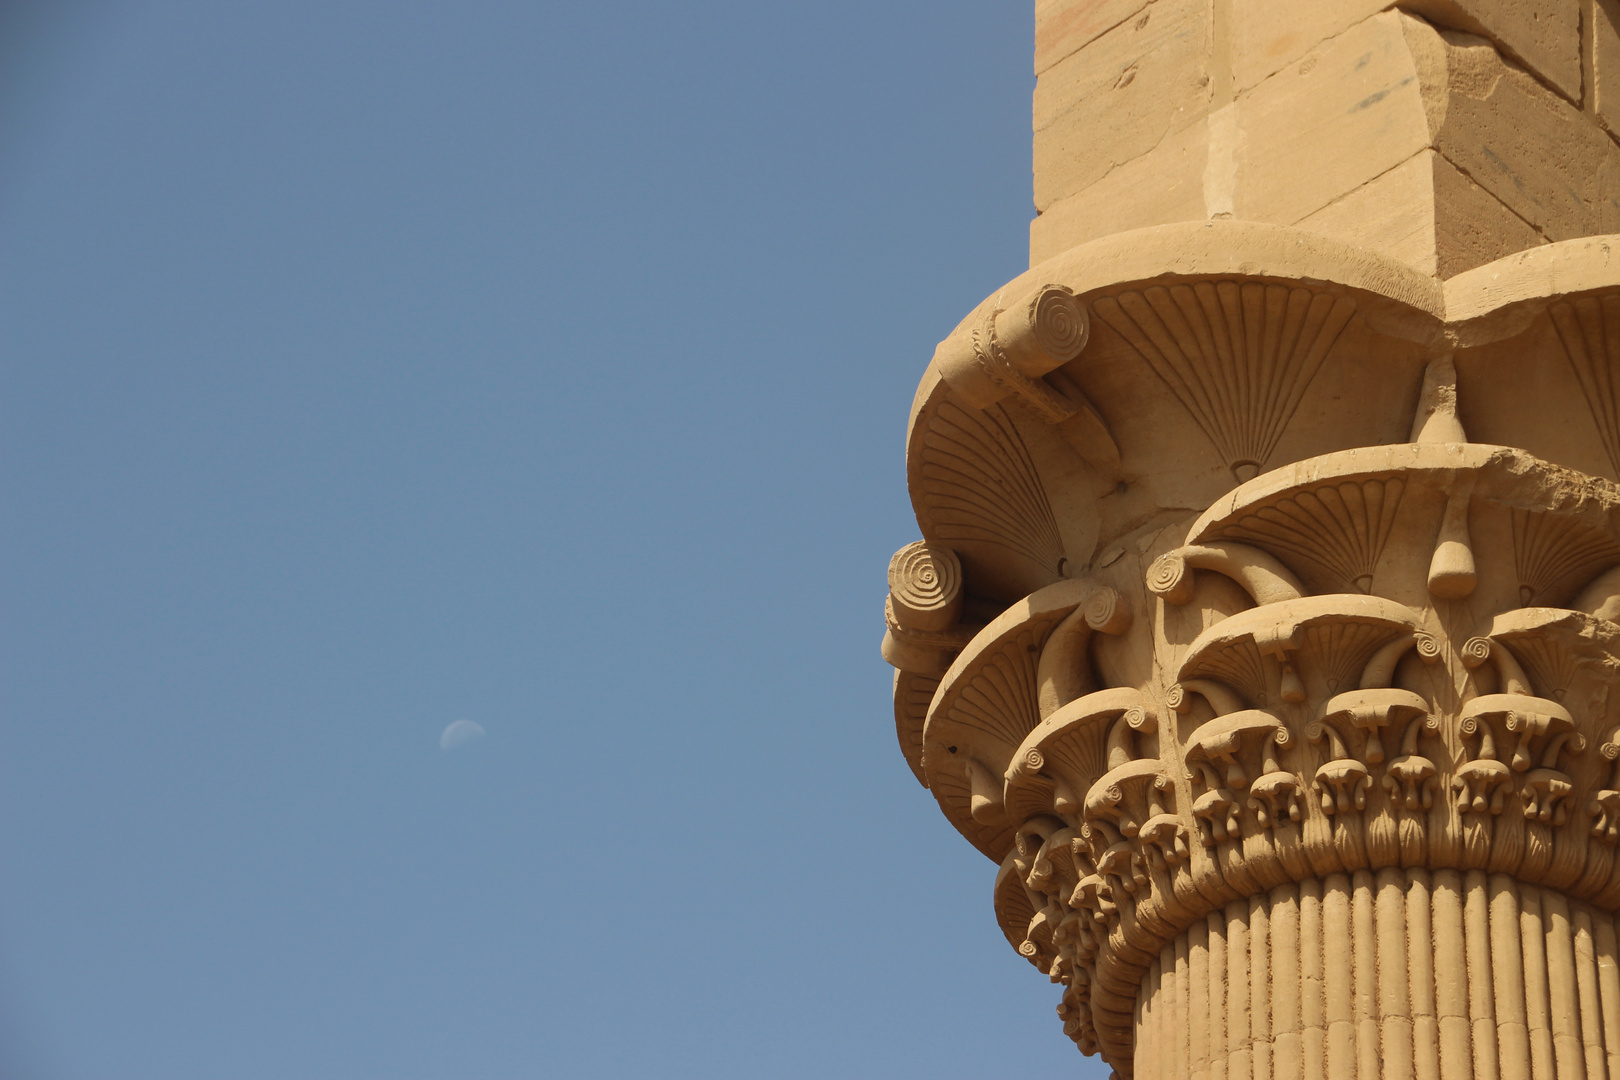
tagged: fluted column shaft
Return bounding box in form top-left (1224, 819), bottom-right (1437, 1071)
top-left (1134, 873), bottom-right (1620, 1080)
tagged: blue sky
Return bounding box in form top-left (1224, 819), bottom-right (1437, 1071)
top-left (0, 3), bottom-right (1109, 1077)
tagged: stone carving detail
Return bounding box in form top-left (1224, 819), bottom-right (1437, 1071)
top-left (886, 540), bottom-right (963, 628)
top-left (1181, 700), bottom-right (1292, 844)
top-left (1453, 700), bottom-right (1516, 816)
top-left (891, 669), bottom-right (937, 787)
top-left (913, 400), bottom-right (1065, 583)
top-left (1376, 690), bottom-right (1441, 812)
top-left (1145, 540), bottom-right (1303, 608)
top-left (1311, 687), bottom-right (1430, 816)
top-left (887, 229), bottom-right (1620, 1077)
top-left (1092, 282), bottom-right (1356, 480)
top-left (882, 542), bottom-right (982, 786)
top-left (880, 541), bottom-right (978, 675)
top-left (909, 578), bottom-right (1132, 858)
top-left (1460, 691), bottom-right (1584, 824)
top-left (1428, 478), bottom-right (1477, 599)
top-left (1591, 727), bottom-right (1620, 844)
top-left (1205, 477), bottom-right (1405, 594)
top-left (1551, 293), bottom-right (1620, 476)
top-left (933, 283), bottom-right (1090, 416)
top-left (1131, 873), bottom-right (1620, 1080)
top-left (1512, 507), bottom-right (1620, 608)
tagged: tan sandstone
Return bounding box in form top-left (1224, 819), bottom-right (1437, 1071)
top-left (1030, 1), bottom-right (1620, 272)
top-left (884, 3), bottom-right (1620, 1076)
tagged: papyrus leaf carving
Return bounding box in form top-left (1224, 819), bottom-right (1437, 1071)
top-left (1093, 282), bottom-right (1356, 479)
top-left (1550, 294), bottom-right (1620, 476)
top-left (1209, 478), bottom-right (1405, 593)
top-left (893, 670), bottom-right (939, 788)
top-left (918, 400), bottom-right (1064, 576)
top-left (1511, 507), bottom-right (1620, 607)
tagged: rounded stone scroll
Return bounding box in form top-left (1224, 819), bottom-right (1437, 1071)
top-left (1459, 636), bottom-right (1493, 668)
top-left (1082, 585), bottom-right (1130, 635)
top-left (1145, 550), bottom-right (1194, 605)
top-left (995, 284), bottom-right (1089, 378)
top-left (887, 541), bottom-right (963, 632)
top-left (1414, 630), bottom-right (1444, 662)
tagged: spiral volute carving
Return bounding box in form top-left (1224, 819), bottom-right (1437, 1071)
top-left (886, 541), bottom-right (963, 632)
top-left (1027, 285), bottom-right (1088, 363)
top-left (1460, 635), bottom-right (1493, 667)
top-left (993, 283), bottom-right (1090, 377)
top-left (1414, 629), bottom-right (1443, 661)
top-left (1144, 551), bottom-right (1192, 604)
top-left (1082, 585), bottom-right (1130, 635)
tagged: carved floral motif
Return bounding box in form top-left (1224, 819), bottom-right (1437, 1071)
top-left (886, 233), bottom-right (1620, 1077)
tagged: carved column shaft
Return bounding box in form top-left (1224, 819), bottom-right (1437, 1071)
top-left (1133, 873), bottom-right (1620, 1080)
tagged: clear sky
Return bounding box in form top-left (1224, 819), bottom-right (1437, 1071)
top-left (0, 3), bottom-right (1111, 1078)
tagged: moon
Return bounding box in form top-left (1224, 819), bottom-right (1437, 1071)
top-left (439, 719), bottom-right (486, 751)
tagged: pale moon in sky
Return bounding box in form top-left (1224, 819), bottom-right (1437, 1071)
top-left (439, 719), bottom-right (486, 751)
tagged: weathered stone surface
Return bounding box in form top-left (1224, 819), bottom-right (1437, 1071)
top-left (1232, 11), bottom-right (1432, 227)
top-left (1405, 17), bottom-right (1620, 242)
top-left (1032, 3), bottom-right (1620, 275)
top-left (1232, 0), bottom-right (1386, 93)
top-left (1295, 152), bottom-right (1441, 274)
top-left (1593, 0), bottom-right (1620, 136)
top-left (1404, 0), bottom-right (1582, 101)
top-left (1297, 150), bottom-right (1546, 277)
top-left (890, 218), bottom-right (1620, 1077)
top-left (1030, 117), bottom-right (1207, 265)
top-left (1427, 148), bottom-right (1547, 273)
top-left (1034, 0), bottom-right (1153, 76)
top-left (1033, 0), bottom-right (1211, 212)
top-left (1233, 0), bottom-right (1581, 101)
top-left (902, 5), bottom-right (1620, 1075)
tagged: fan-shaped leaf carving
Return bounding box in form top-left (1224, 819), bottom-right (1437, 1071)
top-left (1093, 281), bottom-right (1356, 479)
top-left (940, 625), bottom-right (1043, 751)
top-left (1178, 596), bottom-right (1422, 707)
top-left (993, 851), bottom-right (1041, 965)
top-left (1496, 634), bottom-right (1579, 702)
top-left (1181, 637), bottom-right (1269, 706)
top-left (1511, 507), bottom-right (1620, 608)
top-left (894, 670), bottom-right (940, 787)
top-left (1301, 619), bottom-right (1408, 695)
top-left (1209, 478), bottom-right (1404, 593)
top-left (917, 399), bottom-right (1064, 576)
top-left (1550, 294), bottom-right (1620, 477)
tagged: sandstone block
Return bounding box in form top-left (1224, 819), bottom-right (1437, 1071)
top-left (1428, 148), bottom-right (1546, 274)
top-left (1034, 0), bottom-right (1153, 76)
top-left (1595, 0), bottom-right (1620, 136)
top-left (1404, 16), bottom-right (1620, 241)
top-left (1032, 0), bottom-right (1211, 211)
top-left (1295, 152), bottom-right (1442, 275)
top-left (1029, 117), bottom-right (1207, 265)
top-left (1232, 11), bottom-right (1432, 228)
top-left (1232, 0), bottom-right (1580, 101)
top-left (1403, 0), bottom-right (1581, 102)
top-left (1232, 0), bottom-right (1385, 93)
top-left (1036, 10), bottom-right (1614, 269)
top-left (1297, 150), bottom-right (1545, 277)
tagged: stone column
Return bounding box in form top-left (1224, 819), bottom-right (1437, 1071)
top-left (884, 4), bottom-right (1620, 1078)
top-left (1031, 0), bottom-right (1620, 272)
